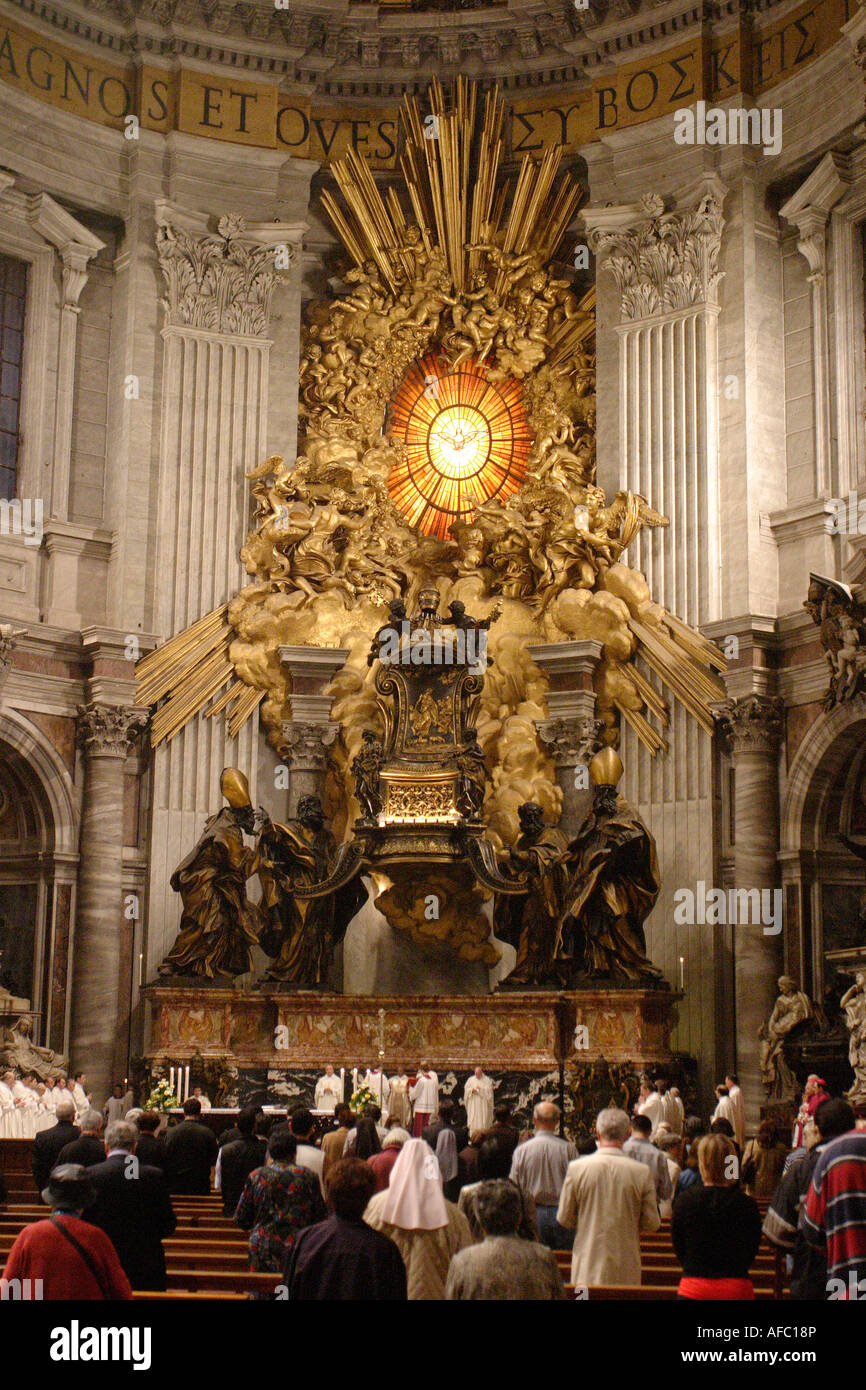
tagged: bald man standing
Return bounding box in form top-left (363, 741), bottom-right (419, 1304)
top-left (509, 1102), bottom-right (578, 1250)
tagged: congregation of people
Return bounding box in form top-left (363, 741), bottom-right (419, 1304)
top-left (2, 1064), bottom-right (865, 1302)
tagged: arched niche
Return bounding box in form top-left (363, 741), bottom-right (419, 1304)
top-left (780, 701), bottom-right (866, 1021)
top-left (0, 711), bottom-right (78, 1051)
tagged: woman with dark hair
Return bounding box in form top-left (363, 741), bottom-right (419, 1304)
top-left (285, 1158), bottom-right (407, 1300)
top-left (353, 1116), bottom-right (382, 1162)
top-left (741, 1119), bottom-right (789, 1199)
top-left (234, 1130), bottom-right (326, 1280)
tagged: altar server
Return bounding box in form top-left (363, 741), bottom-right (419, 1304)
top-left (409, 1064), bottom-right (438, 1138)
top-left (388, 1069), bottom-right (412, 1129)
top-left (191, 1086), bottom-right (211, 1112)
top-left (724, 1073), bottom-right (745, 1150)
top-left (711, 1085), bottom-right (736, 1132)
top-left (463, 1067), bottom-right (495, 1134)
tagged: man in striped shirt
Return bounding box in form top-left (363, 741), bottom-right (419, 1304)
top-left (803, 1127), bottom-right (866, 1298)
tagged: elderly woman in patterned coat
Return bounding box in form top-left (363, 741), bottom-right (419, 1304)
top-left (235, 1130), bottom-right (325, 1285)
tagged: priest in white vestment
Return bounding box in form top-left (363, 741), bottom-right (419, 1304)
top-left (635, 1083), bottom-right (664, 1138)
top-left (0, 1072), bottom-right (16, 1138)
top-left (388, 1071), bottom-right (412, 1128)
top-left (409, 1064), bottom-right (438, 1138)
top-left (33, 1083), bottom-right (53, 1132)
top-left (42, 1079), bottom-right (58, 1116)
top-left (71, 1074), bottom-right (89, 1116)
top-left (664, 1086), bottom-right (685, 1136)
top-left (363, 1068), bottom-right (390, 1116)
top-left (724, 1073), bottom-right (746, 1149)
top-left (314, 1065), bottom-right (344, 1114)
top-left (11, 1075), bottom-right (33, 1137)
top-left (463, 1067), bottom-right (494, 1135)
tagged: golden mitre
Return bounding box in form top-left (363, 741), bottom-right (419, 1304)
top-left (220, 766), bottom-right (252, 808)
top-left (589, 747), bottom-right (624, 786)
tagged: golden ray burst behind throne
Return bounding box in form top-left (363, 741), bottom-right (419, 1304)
top-left (137, 79), bottom-right (726, 917)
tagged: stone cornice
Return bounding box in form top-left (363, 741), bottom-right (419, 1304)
top-left (0, 0), bottom-right (822, 98)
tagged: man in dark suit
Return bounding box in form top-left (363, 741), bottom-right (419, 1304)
top-left (217, 1106), bottom-right (266, 1216)
top-left (57, 1109), bottom-right (105, 1167)
top-left (163, 1097), bottom-right (218, 1194)
top-left (86, 1118), bottom-right (177, 1291)
top-left (32, 1099), bottom-right (80, 1198)
top-left (134, 1111), bottom-right (166, 1168)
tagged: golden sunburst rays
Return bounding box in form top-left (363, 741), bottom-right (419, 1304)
top-left (135, 606), bottom-right (264, 748)
top-left (612, 616), bottom-right (727, 756)
top-left (323, 77), bottom-right (583, 299)
top-left (387, 353), bottom-right (531, 538)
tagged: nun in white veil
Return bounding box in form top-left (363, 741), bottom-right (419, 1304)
top-left (364, 1138), bottom-right (473, 1299)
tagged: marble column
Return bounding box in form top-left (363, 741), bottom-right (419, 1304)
top-left (582, 179), bottom-right (726, 1082)
top-left (71, 704), bottom-right (148, 1106)
top-left (279, 645), bottom-right (348, 817)
top-left (147, 206), bottom-right (303, 971)
top-left (530, 638), bottom-right (605, 839)
top-left (713, 694), bottom-right (785, 1130)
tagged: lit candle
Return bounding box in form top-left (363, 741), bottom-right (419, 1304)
top-left (184, 1065), bottom-right (190, 1102)
top-left (169, 1065), bottom-right (175, 1094)
top-left (679, 956), bottom-right (685, 991)
top-left (352, 1067), bottom-right (358, 1092)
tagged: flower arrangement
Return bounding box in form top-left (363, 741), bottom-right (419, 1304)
top-left (144, 1078), bottom-right (179, 1113)
top-left (349, 1085), bottom-right (377, 1115)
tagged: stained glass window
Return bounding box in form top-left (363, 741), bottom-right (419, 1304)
top-left (387, 353), bottom-right (531, 539)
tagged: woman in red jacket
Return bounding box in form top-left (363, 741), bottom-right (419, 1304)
top-left (2, 1164), bottom-right (132, 1301)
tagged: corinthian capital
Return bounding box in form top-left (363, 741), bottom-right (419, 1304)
top-left (712, 695), bottom-right (785, 756)
top-left (155, 209), bottom-right (296, 336)
top-left (280, 721), bottom-right (338, 771)
top-left (537, 716), bottom-right (604, 766)
top-left (77, 704), bottom-right (149, 758)
top-left (582, 177), bottom-right (725, 321)
top-left (0, 623), bottom-right (25, 689)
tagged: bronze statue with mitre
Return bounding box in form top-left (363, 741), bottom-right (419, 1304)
top-left (559, 747), bottom-right (664, 986)
top-left (158, 766), bottom-right (262, 979)
top-left (257, 795), bottom-right (365, 988)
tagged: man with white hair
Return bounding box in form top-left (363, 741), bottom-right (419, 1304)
top-left (509, 1101), bottom-right (578, 1250)
top-left (557, 1107), bottom-right (660, 1287)
top-left (31, 1097), bottom-right (80, 1197)
top-left (57, 1109), bottom-right (106, 1167)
